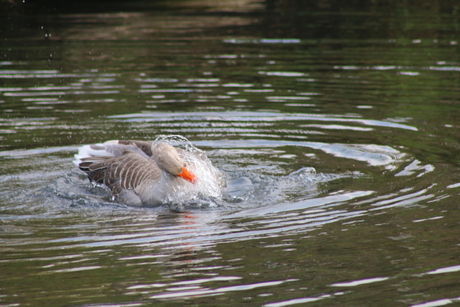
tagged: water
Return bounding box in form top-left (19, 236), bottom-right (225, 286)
top-left (1, 0), bottom-right (460, 306)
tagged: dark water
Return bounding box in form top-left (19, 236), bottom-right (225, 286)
top-left (1, 0), bottom-right (460, 306)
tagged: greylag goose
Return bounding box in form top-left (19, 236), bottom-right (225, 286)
top-left (74, 138), bottom-right (223, 206)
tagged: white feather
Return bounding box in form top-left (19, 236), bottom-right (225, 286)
top-left (73, 140), bottom-right (120, 166)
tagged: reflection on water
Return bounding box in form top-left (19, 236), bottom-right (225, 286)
top-left (1, 0), bottom-right (460, 306)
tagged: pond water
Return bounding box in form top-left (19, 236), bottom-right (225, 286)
top-left (1, 0), bottom-right (460, 306)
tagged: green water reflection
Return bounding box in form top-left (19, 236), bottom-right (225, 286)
top-left (1, 0), bottom-right (460, 306)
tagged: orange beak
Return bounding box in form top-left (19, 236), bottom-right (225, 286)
top-left (178, 167), bottom-right (197, 184)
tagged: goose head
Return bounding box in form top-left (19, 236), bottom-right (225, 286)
top-left (151, 142), bottom-right (197, 183)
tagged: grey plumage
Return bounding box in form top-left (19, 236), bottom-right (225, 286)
top-left (75, 140), bottom-right (201, 206)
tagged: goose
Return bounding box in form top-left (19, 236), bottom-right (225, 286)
top-left (74, 139), bottom-right (223, 206)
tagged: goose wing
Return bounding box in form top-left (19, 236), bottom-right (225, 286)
top-left (79, 150), bottom-right (161, 195)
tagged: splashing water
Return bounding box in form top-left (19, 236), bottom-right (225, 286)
top-left (67, 135), bottom-right (338, 210)
top-left (152, 135), bottom-right (226, 209)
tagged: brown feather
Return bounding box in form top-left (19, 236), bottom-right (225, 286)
top-left (79, 150), bottom-right (162, 197)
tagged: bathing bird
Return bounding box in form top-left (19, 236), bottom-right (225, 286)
top-left (74, 139), bottom-right (221, 206)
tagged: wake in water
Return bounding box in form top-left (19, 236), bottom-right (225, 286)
top-left (223, 167), bottom-right (343, 210)
top-left (43, 135), bottom-right (348, 211)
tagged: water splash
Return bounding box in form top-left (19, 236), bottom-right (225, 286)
top-left (149, 135), bottom-right (226, 209)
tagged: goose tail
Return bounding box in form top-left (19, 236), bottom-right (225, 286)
top-left (73, 141), bottom-right (119, 166)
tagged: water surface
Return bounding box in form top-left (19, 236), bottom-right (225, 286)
top-left (1, 1), bottom-right (460, 306)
